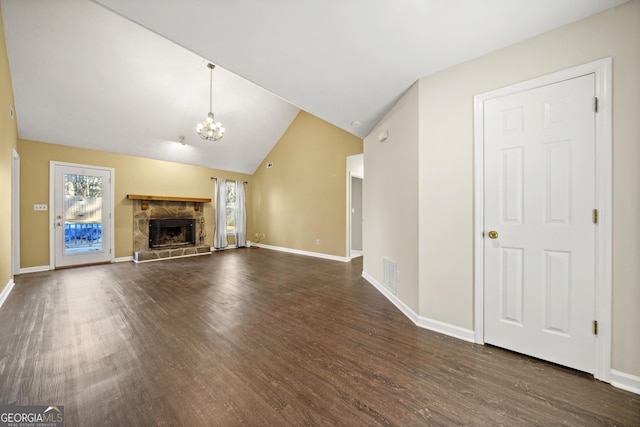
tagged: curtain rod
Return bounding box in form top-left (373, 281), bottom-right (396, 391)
top-left (210, 177), bottom-right (248, 184)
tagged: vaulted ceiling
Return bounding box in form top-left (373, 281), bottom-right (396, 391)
top-left (2, 0), bottom-right (628, 174)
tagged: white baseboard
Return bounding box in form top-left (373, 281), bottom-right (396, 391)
top-left (611, 370), bottom-right (640, 395)
top-left (416, 316), bottom-right (476, 343)
top-left (255, 243), bottom-right (350, 262)
top-left (19, 265), bottom-right (51, 274)
top-left (362, 271), bottom-right (419, 323)
top-left (0, 279), bottom-right (15, 309)
top-left (362, 271), bottom-right (475, 343)
top-left (114, 256), bottom-right (134, 263)
top-left (350, 250), bottom-right (363, 258)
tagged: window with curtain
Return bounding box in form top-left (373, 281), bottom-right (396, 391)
top-left (214, 179), bottom-right (246, 249)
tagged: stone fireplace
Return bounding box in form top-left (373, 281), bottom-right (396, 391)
top-left (129, 195), bottom-right (211, 262)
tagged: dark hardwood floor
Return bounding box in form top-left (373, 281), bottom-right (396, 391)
top-left (0, 248), bottom-right (638, 426)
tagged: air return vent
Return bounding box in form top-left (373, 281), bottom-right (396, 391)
top-left (382, 257), bottom-right (397, 294)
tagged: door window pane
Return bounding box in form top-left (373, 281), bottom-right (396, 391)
top-left (64, 174), bottom-right (103, 254)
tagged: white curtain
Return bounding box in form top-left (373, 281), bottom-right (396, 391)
top-left (213, 178), bottom-right (227, 249)
top-left (235, 181), bottom-right (246, 247)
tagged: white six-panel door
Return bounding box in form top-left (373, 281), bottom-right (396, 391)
top-left (483, 74), bottom-right (596, 373)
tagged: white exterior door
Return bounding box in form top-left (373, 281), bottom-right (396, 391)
top-left (52, 163), bottom-right (113, 268)
top-left (483, 74), bottom-right (596, 373)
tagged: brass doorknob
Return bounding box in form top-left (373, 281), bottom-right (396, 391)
top-left (488, 230), bottom-right (498, 239)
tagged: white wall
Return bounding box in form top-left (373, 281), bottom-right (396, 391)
top-left (416, 1), bottom-right (640, 376)
top-left (364, 83), bottom-right (419, 311)
top-left (364, 1), bottom-right (639, 378)
top-left (347, 154), bottom-right (363, 177)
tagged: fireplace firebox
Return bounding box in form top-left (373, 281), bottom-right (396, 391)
top-left (149, 218), bottom-right (195, 249)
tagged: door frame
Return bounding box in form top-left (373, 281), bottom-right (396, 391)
top-left (349, 172), bottom-right (363, 258)
top-left (49, 161), bottom-right (116, 268)
top-left (346, 154), bottom-right (364, 259)
top-left (473, 58), bottom-right (612, 381)
top-left (12, 149), bottom-right (20, 276)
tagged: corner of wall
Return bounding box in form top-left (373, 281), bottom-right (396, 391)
top-left (363, 82), bottom-right (420, 313)
top-left (249, 111), bottom-right (363, 258)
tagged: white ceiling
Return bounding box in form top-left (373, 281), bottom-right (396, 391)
top-left (2, 0), bottom-right (628, 174)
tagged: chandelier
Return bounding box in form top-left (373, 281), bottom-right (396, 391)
top-left (196, 63), bottom-right (225, 141)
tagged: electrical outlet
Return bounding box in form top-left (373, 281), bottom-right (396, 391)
top-left (262, 234), bottom-right (266, 239)
top-left (34, 204), bottom-right (48, 211)
top-left (315, 239), bottom-right (320, 245)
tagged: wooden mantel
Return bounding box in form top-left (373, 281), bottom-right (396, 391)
top-left (126, 194), bottom-right (212, 211)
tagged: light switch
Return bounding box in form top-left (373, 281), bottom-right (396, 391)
top-left (34, 204), bottom-right (48, 211)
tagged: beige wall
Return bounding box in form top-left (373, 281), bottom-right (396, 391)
top-left (18, 139), bottom-right (251, 267)
top-left (249, 111), bottom-right (363, 257)
top-left (0, 4), bottom-right (17, 291)
top-left (364, 83), bottom-right (419, 311)
top-left (415, 1), bottom-right (639, 375)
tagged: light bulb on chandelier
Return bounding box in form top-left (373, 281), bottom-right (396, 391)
top-left (196, 63), bottom-right (225, 141)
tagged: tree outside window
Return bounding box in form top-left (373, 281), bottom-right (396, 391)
top-left (65, 174), bottom-right (102, 197)
top-left (226, 181), bottom-right (236, 233)
top-left (64, 174), bottom-right (102, 222)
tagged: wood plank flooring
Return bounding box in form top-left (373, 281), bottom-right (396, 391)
top-left (0, 248), bottom-right (638, 426)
